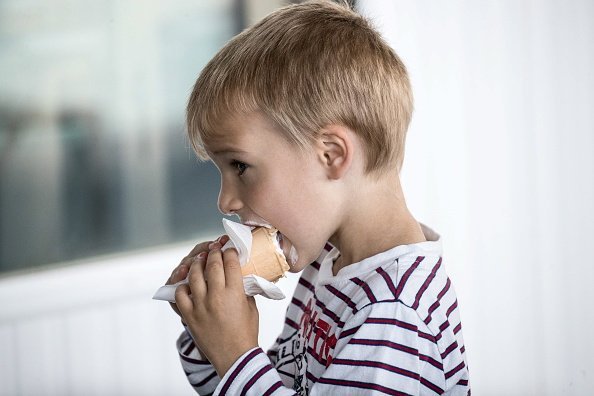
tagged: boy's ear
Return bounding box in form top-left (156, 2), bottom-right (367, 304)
top-left (315, 125), bottom-right (354, 180)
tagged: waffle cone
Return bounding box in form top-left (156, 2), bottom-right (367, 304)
top-left (241, 227), bottom-right (290, 282)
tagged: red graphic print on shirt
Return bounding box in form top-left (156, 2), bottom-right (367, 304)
top-left (300, 298), bottom-right (337, 367)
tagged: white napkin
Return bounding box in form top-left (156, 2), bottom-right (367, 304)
top-left (152, 219), bottom-right (286, 302)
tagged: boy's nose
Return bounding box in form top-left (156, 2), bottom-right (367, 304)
top-left (217, 182), bottom-right (243, 216)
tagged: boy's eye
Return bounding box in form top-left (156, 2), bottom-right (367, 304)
top-left (231, 160), bottom-right (248, 176)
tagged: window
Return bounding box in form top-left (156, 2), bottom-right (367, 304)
top-left (0, 0), bottom-right (241, 273)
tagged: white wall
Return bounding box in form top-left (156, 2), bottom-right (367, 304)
top-left (358, 1), bottom-right (594, 395)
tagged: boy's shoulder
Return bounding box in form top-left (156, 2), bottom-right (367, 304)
top-left (309, 226), bottom-right (455, 330)
top-left (355, 250), bottom-right (448, 314)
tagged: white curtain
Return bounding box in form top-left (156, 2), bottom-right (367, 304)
top-left (358, 1), bottom-right (594, 394)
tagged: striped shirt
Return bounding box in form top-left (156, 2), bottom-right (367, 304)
top-left (177, 224), bottom-right (470, 395)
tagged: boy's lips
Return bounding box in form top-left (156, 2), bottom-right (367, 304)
top-left (242, 220), bottom-right (273, 229)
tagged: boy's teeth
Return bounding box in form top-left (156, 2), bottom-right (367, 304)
top-left (243, 221), bottom-right (271, 228)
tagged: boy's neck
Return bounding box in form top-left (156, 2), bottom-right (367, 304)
top-left (329, 173), bottom-right (426, 276)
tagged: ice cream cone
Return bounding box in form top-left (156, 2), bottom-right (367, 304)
top-left (241, 227), bottom-right (289, 282)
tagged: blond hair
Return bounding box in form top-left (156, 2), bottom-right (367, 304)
top-left (187, 0), bottom-right (413, 173)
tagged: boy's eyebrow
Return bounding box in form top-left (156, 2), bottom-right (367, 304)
top-left (209, 148), bottom-right (248, 155)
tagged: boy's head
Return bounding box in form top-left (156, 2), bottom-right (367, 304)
top-left (187, 0), bottom-right (413, 175)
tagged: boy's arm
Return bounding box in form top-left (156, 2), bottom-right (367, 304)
top-left (312, 302), bottom-right (435, 394)
top-left (166, 238), bottom-right (226, 394)
top-left (177, 328), bottom-right (220, 395)
top-left (312, 301), bottom-right (468, 395)
top-left (177, 327), bottom-right (289, 396)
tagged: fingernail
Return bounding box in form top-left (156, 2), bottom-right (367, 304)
top-left (208, 242), bottom-right (221, 250)
top-left (197, 252), bottom-right (207, 259)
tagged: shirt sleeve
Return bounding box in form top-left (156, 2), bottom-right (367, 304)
top-left (213, 347), bottom-right (294, 395)
top-left (176, 328), bottom-right (220, 395)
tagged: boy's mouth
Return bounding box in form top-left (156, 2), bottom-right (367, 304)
top-left (242, 220), bottom-right (298, 266)
top-left (276, 231), bottom-right (298, 267)
top-left (242, 220), bottom-right (273, 229)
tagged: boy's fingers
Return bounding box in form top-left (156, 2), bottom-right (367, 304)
top-left (218, 234), bottom-right (230, 246)
top-left (222, 248), bottom-right (243, 289)
top-left (204, 246), bottom-right (226, 290)
top-left (175, 283), bottom-right (193, 314)
top-left (187, 253), bottom-right (208, 298)
top-left (186, 234), bottom-right (228, 259)
top-left (186, 240), bottom-right (212, 259)
top-left (168, 262), bottom-right (190, 285)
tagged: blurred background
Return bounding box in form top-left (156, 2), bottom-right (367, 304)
top-left (0, 0), bottom-right (592, 395)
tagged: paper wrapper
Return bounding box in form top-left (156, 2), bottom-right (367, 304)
top-left (152, 219), bottom-right (289, 302)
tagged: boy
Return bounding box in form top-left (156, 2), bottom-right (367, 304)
top-left (165, 1), bottom-right (470, 394)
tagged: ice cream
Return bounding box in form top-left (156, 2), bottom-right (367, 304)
top-left (241, 226), bottom-right (289, 282)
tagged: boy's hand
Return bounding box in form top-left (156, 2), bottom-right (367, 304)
top-left (175, 242), bottom-right (259, 377)
top-left (166, 236), bottom-right (230, 322)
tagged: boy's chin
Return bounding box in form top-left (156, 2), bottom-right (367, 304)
top-left (278, 234), bottom-right (324, 273)
top-left (286, 250), bottom-right (321, 273)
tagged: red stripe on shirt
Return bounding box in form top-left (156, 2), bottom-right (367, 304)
top-left (298, 277), bottom-right (316, 294)
top-left (425, 277), bottom-right (451, 325)
top-left (365, 317), bottom-right (417, 332)
top-left (447, 300), bottom-right (458, 317)
top-left (190, 370), bottom-right (217, 388)
top-left (351, 277), bottom-right (378, 303)
top-left (240, 364), bottom-right (274, 396)
top-left (338, 324), bottom-right (361, 340)
top-left (262, 380), bottom-right (283, 395)
top-left (314, 297), bottom-right (345, 328)
top-left (348, 338), bottom-right (419, 357)
top-left (376, 266), bottom-right (399, 299)
top-left (325, 284), bottom-right (358, 314)
top-left (441, 340), bottom-right (459, 360)
top-left (445, 361), bottom-right (466, 380)
top-left (219, 348), bottom-right (261, 395)
top-left (420, 375), bottom-right (445, 394)
top-left (412, 257), bottom-right (442, 310)
top-left (420, 353), bottom-right (444, 370)
top-left (394, 256), bottom-right (424, 299)
top-left (332, 358), bottom-right (420, 381)
top-left (291, 296), bottom-right (307, 311)
top-left (179, 353), bottom-right (211, 365)
top-left (183, 340), bottom-right (195, 356)
top-left (364, 316), bottom-right (437, 343)
top-left (286, 317), bottom-right (299, 330)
